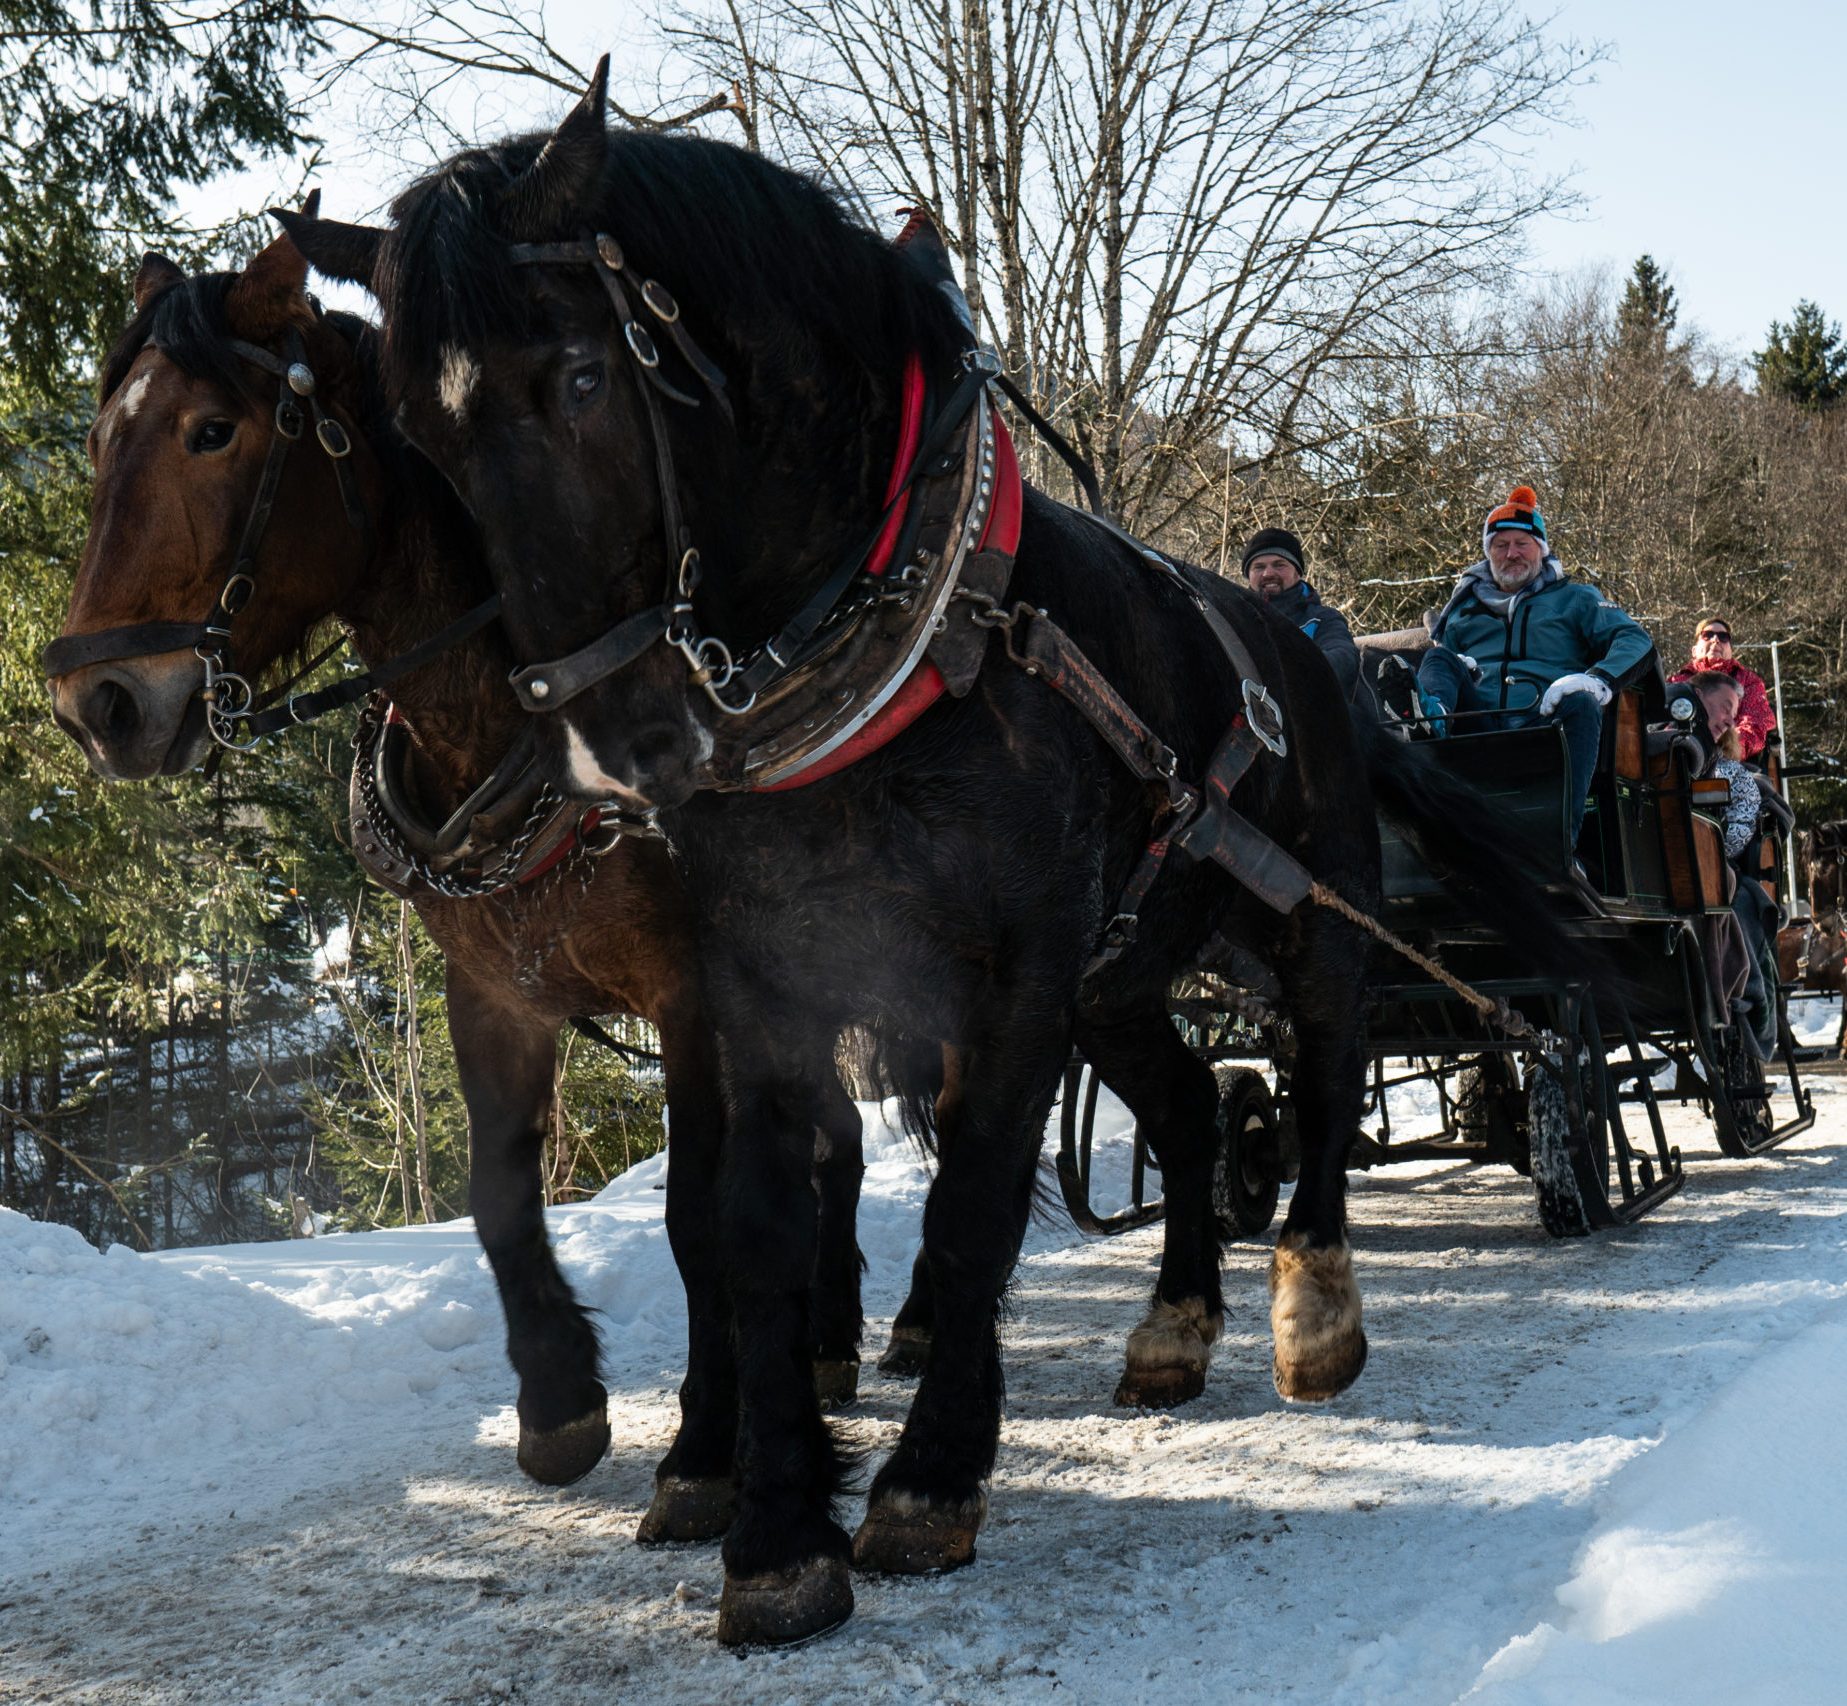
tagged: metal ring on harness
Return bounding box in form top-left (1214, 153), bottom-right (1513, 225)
top-left (1242, 679), bottom-right (1287, 758)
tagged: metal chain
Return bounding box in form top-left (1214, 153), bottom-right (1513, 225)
top-left (511, 840), bottom-right (603, 993)
top-left (350, 707), bottom-right (572, 900)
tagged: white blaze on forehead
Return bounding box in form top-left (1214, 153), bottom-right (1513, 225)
top-left (437, 345), bottom-right (479, 420)
top-left (119, 370), bottom-right (153, 420)
top-left (95, 370), bottom-right (154, 452)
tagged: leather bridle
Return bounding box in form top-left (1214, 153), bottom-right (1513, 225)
top-left (497, 231), bottom-right (995, 724)
top-left (43, 324), bottom-right (503, 752)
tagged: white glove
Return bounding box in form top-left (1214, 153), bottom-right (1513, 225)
top-left (1539, 672), bottom-right (1613, 716)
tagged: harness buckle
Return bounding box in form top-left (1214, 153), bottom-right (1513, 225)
top-left (316, 417), bottom-right (352, 459)
top-left (961, 347), bottom-right (1002, 379)
top-left (275, 399), bottom-right (304, 440)
top-left (1241, 679), bottom-right (1288, 758)
top-left (595, 233), bottom-right (625, 272)
top-left (641, 279), bottom-right (681, 324)
top-left (219, 573), bottom-right (256, 616)
top-left (625, 323), bottom-right (660, 369)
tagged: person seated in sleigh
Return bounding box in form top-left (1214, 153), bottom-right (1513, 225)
top-left (1377, 484), bottom-right (1655, 848)
top-left (1239, 527), bottom-right (1361, 702)
top-left (1677, 670), bottom-right (1791, 1061)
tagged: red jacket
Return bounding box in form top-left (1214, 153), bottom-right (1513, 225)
top-left (1669, 656), bottom-right (1776, 758)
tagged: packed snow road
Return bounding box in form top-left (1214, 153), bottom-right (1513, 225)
top-left (5, 1003), bottom-right (1846, 1704)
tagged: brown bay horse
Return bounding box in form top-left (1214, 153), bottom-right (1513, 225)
top-left (42, 235), bottom-right (874, 1541)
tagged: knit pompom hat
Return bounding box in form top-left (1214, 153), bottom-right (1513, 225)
top-left (1482, 485), bottom-right (1546, 555)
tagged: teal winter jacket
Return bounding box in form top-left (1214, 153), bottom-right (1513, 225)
top-left (1429, 569), bottom-right (1656, 713)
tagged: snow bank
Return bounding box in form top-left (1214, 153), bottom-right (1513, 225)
top-left (1462, 1300), bottom-right (1847, 1705)
top-left (0, 1094), bottom-right (1144, 1576)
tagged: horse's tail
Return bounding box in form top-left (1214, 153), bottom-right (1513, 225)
top-left (1352, 715), bottom-right (1592, 986)
top-left (860, 1020), bottom-right (943, 1157)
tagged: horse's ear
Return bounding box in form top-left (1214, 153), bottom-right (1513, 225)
top-left (225, 231), bottom-right (313, 339)
top-left (498, 53), bottom-right (610, 238)
top-left (269, 204), bottom-right (384, 291)
top-left (133, 252), bottom-right (185, 312)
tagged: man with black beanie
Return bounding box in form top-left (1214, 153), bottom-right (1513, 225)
top-left (1241, 527), bottom-right (1360, 699)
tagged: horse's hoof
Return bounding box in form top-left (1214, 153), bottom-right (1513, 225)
top-left (516, 1407), bottom-right (610, 1486)
top-left (851, 1488), bottom-right (985, 1575)
top-left (1269, 1232), bottom-right (1367, 1401)
top-left (813, 1357), bottom-right (860, 1410)
top-left (636, 1475), bottom-right (738, 1544)
top-left (716, 1556), bottom-right (853, 1648)
top-left (877, 1326), bottom-right (931, 1378)
top-left (1114, 1365), bottom-right (1206, 1408)
top-left (1114, 1295), bottom-right (1219, 1409)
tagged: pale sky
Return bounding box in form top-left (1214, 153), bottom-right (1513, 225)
top-left (193, 1), bottom-right (1846, 360)
top-left (1522, 0), bottom-right (1846, 357)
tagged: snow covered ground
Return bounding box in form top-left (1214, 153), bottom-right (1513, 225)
top-left (4, 995), bottom-right (1844, 1704)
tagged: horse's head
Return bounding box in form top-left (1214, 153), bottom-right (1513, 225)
top-left (284, 61), bottom-right (961, 807)
top-left (47, 226), bottom-right (381, 780)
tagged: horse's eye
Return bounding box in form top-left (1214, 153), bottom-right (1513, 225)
top-left (570, 364), bottom-right (604, 404)
top-left (190, 420), bottom-right (236, 454)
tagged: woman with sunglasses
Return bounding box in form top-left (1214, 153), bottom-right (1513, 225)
top-left (1670, 618), bottom-right (1777, 760)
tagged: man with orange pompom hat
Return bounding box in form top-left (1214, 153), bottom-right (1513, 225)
top-left (1408, 484), bottom-right (1655, 846)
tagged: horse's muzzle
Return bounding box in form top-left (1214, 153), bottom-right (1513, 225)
top-left (47, 654), bottom-right (208, 781)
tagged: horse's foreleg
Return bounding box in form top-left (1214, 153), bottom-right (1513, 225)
top-left (639, 1007), bottom-right (740, 1543)
top-left (712, 1018), bottom-right (856, 1647)
top-left (853, 1008), bottom-right (1069, 1577)
top-left (809, 1075), bottom-right (866, 1409)
top-left (1076, 1002), bottom-right (1225, 1408)
top-left (1269, 908), bottom-right (1371, 1402)
top-left (448, 967), bottom-right (608, 1485)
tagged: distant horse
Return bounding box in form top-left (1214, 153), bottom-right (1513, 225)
top-left (284, 69), bottom-right (1582, 1645)
top-left (1778, 914), bottom-right (1847, 1052)
top-left (1801, 821), bottom-right (1847, 916)
top-left (42, 236), bottom-right (876, 1540)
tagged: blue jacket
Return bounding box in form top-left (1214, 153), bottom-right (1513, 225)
top-left (1275, 580), bottom-right (1360, 699)
top-left (1430, 570), bottom-right (1654, 713)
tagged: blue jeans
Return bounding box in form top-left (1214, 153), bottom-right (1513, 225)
top-left (1417, 648), bottom-right (1604, 846)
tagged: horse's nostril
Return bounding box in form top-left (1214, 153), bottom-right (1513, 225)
top-left (85, 676), bottom-right (144, 748)
top-left (627, 723), bottom-right (685, 783)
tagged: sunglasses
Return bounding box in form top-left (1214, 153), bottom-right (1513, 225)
top-left (1698, 629), bottom-right (1732, 642)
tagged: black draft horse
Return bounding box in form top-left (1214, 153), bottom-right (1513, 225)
top-left (283, 67), bottom-right (1577, 1646)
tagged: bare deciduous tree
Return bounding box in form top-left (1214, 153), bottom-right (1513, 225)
top-left (664, 0), bottom-right (1598, 532)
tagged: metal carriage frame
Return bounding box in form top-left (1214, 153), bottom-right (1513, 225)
top-left (1055, 684), bottom-right (1816, 1241)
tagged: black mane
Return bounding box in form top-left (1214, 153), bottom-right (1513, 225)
top-left (98, 277), bottom-right (391, 457)
top-left (376, 127), bottom-right (967, 400)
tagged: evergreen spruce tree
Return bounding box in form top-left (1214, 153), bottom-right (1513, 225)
top-left (1, 0), bottom-right (316, 398)
top-left (1615, 254), bottom-right (1679, 354)
top-left (1755, 301), bottom-right (1847, 410)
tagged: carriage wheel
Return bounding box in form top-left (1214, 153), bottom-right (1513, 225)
top-left (1526, 996), bottom-right (1615, 1238)
top-left (1712, 1024), bottom-right (1775, 1156)
top-left (1212, 1066), bottom-right (1280, 1239)
top-left (1454, 1056), bottom-right (1530, 1175)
